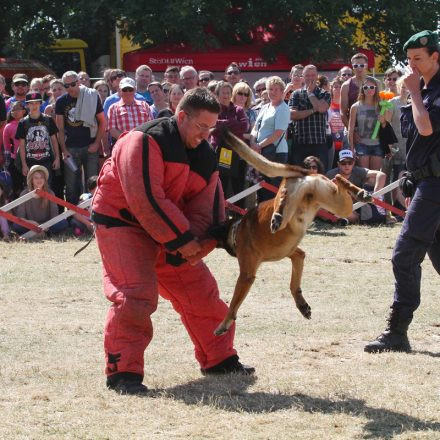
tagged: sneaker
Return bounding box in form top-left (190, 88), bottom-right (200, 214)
top-left (201, 355), bottom-right (255, 376)
top-left (106, 373), bottom-right (149, 395)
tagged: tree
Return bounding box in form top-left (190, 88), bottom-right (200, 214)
top-left (1, 1), bottom-right (439, 69)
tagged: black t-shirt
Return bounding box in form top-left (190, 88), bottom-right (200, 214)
top-left (401, 68), bottom-right (440, 171)
top-left (55, 93), bottom-right (103, 149)
top-left (0, 95), bottom-right (6, 122)
top-left (16, 114), bottom-right (58, 161)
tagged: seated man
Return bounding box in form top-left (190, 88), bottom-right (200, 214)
top-left (326, 150), bottom-right (386, 224)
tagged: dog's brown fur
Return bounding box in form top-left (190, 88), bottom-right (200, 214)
top-left (214, 131), bottom-right (372, 336)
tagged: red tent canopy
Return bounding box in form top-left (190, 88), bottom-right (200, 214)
top-left (123, 44), bottom-right (374, 73)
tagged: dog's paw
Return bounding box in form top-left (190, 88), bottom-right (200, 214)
top-left (270, 212), bottom-right (283, 234)
top-left (298, 302), bottom-right (312, 320)
top-left (355, 189), bottom-right (373, 203)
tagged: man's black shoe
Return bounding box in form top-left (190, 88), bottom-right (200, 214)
top-left (106, 372), bottom-right (149, 395)
top-left (201, 355), bottom-right (255, 376)
top-left (364, 309), bottom-right (412, 353)
top-left (364, 330), bottom-right (411, 353)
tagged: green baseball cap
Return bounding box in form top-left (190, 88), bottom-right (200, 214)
top-left (403, 30), bottom-right (439, 52)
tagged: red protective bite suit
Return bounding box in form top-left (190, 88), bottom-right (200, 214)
top-left (92, 117), bottom-right (236, 377)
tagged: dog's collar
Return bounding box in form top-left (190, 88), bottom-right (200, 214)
top-left (226, 218), bottom-right (242, 256)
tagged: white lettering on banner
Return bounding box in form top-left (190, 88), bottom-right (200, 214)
top-left (238, 57), bottom-right (268, 69)
top-left (148, 57), bottom-right (194, 65)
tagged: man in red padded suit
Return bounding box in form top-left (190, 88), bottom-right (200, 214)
top-left (92, 87), bottom-right (254, 395)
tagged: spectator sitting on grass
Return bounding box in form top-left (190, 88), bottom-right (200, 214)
top-left (326, 149), bottom-right (387, 224)
top-left (12, 165), bottom-right (68, 237)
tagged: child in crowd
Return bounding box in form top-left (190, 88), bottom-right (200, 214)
top-left (0, 180), bottom-right (10, 239)
top-left (12, 165), bottom-right (68, 237)
top-left (15, 92), bottom-right (60, 181)
top-left (2, 100), bottom-right (26, 197)
top-left (71, 175), bottom-right (97, 237)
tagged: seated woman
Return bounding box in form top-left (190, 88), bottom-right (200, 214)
top-left (12, 165), bottom-right (68, 237)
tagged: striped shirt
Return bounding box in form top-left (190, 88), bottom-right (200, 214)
top-left (289, 87), bottom-right (331, 145)
top-left (108, 99), bottom-right (152, 133)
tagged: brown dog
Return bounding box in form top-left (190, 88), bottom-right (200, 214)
top-left (213, 131), bottom-right (372, 336)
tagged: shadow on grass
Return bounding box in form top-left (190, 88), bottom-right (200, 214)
top-left (412, 350), bottom-right (440, 358)
top-left (155, 376), bottom-right (440, 439)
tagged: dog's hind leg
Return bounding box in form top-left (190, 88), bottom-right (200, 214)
top-left (289, 247), bottom-right (311, 319)
top-left (214, 255), bottom-right (260, 336)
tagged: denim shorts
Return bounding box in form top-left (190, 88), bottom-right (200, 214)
top-left (355, 143), bottom-right (384, 158)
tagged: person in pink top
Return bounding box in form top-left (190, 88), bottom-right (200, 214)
top-left (2, 101), bottom-right (27, 197)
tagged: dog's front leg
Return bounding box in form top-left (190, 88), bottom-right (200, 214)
top-left (289, 247), bottom-right (311, 319)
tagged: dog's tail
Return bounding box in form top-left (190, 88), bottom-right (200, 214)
top-left (221, 130), bottom-right (310, 178)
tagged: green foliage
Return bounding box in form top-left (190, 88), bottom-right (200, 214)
top-left (1, 0), bottom-right (439, 69)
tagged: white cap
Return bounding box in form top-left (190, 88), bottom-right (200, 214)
top-left (119, 77), bottom-right (136, 89)
top-left (339, 150), bottom-right (354, 161)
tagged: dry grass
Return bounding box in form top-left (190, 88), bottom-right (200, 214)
top-left (0, 222), bottom-right (439, 440)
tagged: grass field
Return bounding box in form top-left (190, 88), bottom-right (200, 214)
top-left (1, 222), bottom-right (439, 440)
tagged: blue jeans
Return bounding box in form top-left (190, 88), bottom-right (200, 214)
top-left (65, 146), bottom-right (98, 205)
top-left (391, 177), bottom-right (440, 318)
top-left (12, 218), bottom-right (69, 236)
top-left (355, 143), bottom-right (385, 158)
top-left (291, 142), bottom-right (328, 172)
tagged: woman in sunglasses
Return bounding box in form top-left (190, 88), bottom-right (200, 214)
top-left (348, 76), bottom-right (391, 170)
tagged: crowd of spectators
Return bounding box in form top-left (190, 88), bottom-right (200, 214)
top-left (0, 53), bottom-right (408, 240)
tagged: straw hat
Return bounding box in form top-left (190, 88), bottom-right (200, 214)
top-left (27, 165), bottom-right (49, 188)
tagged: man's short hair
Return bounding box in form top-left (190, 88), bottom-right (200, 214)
top-left (180, 66), bottom-right (198, 79)
top-left (62, 71), bottom-right (78, 82)
top-left (384, 67), bottom-right (402, 78)
top-left (199, 70), bottom-right (215, 80)
top-left (290, 64), bottom-right (304, 73)
top-left (147, 81), bottom-right (163, 91)
top-left (351, 53), bottom-right (368, 63)
top-left (135, 64), bottom-right (152, 75)
top-left (42, 74), bottom-right (56, 84)
top-left (225, 62), bottom-right (240, 74)
top-left (165, 66), bottom-right (180, 74)
top-left (176, 87), bottom-right (221, 115)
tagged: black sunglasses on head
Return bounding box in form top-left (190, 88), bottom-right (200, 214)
top-left (64, 81), bottom-right (78, 89)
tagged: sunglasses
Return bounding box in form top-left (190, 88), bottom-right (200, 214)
top-left (386, 77), bottom-right (399, 82)
top-left (340, 160), bottom-right (354, 165)
top-left (256, 88), bottom-right (266, 93)
top-left (199, 77), bottom-right (210, 82)
top-left (163, 88), bottom-right (170, 93)
top-left (227, 70), bottom-right (240, 75)
top-left (308, 165), bottom-right (318, 170)
top-left (14, 81), bottom-right (28, 87)
top-left (121, 87), bottom-right (134, 92)
top-left (341, 72), bottom-right (352, 77)
top-left (111, 73), bottom-right (126, 81)
top-left (64, 81), bottom-right (78, 89)
top-left (352, 64), bottom-right (366, 69)
top-left (237, 91), bottom-right (249, 97)
top-left (362, 85), bottom-right (376, 90)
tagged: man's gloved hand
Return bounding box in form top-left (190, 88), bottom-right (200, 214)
top-left (177, 239), bottom-right (202, 259)
top-left (185, 239), bottom-right (218, 266)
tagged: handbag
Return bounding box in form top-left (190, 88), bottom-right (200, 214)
top-left (260, 133), bottom-right (285, 162)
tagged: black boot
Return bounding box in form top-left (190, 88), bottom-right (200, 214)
top-left (106, 372), bottom-right (149, 395)
top-left (364, 309), bottom-right (412, 353)
top-left (201, 355), bottom-right (255, 376)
